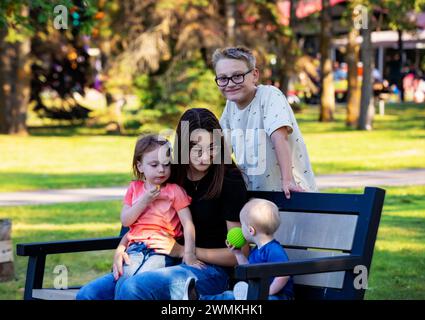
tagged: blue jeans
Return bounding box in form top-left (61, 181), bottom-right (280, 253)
top-left (115, 263), bottom-right (230, 300)
top-left (200, 291), bottom-right (293, 300)
top-left (76, 242), bottom-right (179, 300)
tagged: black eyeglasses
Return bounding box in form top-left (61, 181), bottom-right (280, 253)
top-left (215, 69), bottom-right (253, 87)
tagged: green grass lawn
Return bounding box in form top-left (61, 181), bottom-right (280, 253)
top-left (0, 185), bottom-right (424, 300)
top-left (0, 201), bottom-right (122, 300)
top-left (0, 135), bottom-right (135, 192)
top-left (299, 102), bottom-right (425, 174)
top-left (1, 102), bottom-right (424, 192)
top-left (327, 186), bottom-right (425, 300)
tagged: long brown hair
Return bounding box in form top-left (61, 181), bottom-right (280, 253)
top-left (171, 108), bottom-right (243, 199)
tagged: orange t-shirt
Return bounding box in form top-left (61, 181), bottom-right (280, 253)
top-left (123, 181), bottom-right (192, 245)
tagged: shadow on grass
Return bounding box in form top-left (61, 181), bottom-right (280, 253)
top-left (375, 116), bottom-right (425, 132)
top-left (298, 102), bottom-right (425, 134)
top-left (383, 192), bottom-right (425, 209)
top-left (377, 215), bottom-right (425, 242)
top-left (28, 125), bottom-right (143, 137)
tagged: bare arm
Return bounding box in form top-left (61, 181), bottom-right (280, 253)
top-left (232, 250), bottom-right (249, 265)
top-left (270, 127), bottom-right (303, 199)
top-left (269, 276), bottom-right (290, 296)
top-left (120, 202), bottom-right (148, 227)
top-left (195, 221), bottom-right (250, 267)
top-left (116, 232), bottom-right (129, 252)
top-left (120, 186), bottom-right (159, 227)
top-left (112, 232), bottom-right (130, 280)
top-left (145, 221), bottom-right (249, 267)
top-left (195, 247), bottom-right (237, 267)
top-left (177, 207), bottom-right (200, 265)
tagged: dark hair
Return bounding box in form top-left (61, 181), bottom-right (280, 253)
top-left (132, 134), bottom-right (170, 181)
top-left (171, 108), bottom-right (243, 200)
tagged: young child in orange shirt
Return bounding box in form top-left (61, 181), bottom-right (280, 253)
top-left (116, 134), bottom-right (202, 282)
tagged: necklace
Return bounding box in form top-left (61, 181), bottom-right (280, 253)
top-left (187, 172), bottom-right (205, 191)
top-left (191, 179), bottom-right (201, 191)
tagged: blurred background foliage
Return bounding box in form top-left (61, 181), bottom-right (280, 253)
top-left (2, 0), bottom-right (425, 135)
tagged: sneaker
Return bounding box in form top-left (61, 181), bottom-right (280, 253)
top-left (233, 281), bottom-right (249, 300)
top-left (182, 277), bottom-right (198, 300)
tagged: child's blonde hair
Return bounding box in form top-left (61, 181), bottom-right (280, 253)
top-left (212, 46), bottom-right (256, 70)
top-left (240, 198), bottom-right (281, 235)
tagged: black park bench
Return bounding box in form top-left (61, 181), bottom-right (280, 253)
top-left (16, 186), bottom-right (385, 300)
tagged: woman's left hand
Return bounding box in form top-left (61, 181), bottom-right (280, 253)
top-left (145, 231), bottom-right (184, 258)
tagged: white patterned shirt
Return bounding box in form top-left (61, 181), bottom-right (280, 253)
top-left (220, 85), bottom-right (317, 192)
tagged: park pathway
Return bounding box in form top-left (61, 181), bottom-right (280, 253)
top-left (0, 169), bottom-right (424, 207)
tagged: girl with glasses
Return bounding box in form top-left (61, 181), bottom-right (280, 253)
top-left (77, 108), bottom-right (249, 300)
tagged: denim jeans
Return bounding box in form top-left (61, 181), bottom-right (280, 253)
top-left (200, 290), bottom-right (293, 300)
top-left (76, 242), bottom-right (179, 300)
top-left (115, 263), bottom-right (230, 300)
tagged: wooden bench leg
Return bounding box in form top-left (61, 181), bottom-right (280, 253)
top-left (247, 278), bottom-right (269, 300)
top-left (24, 255), bottom-right (46, 300)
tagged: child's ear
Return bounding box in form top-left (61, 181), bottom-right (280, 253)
top-left (136, 161), bottom-right (143, 174)
top-left (249, 225), bottom-right (256, 236)
top-left (252, 68), bottom-right (260, 83)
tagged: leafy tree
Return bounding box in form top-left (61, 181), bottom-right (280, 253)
top-left (0, 0), bottom-right (97, 134)
top-left (356, 0), bottom-right (425, 130)
top-left (380, 0), bottom-right (425, 101)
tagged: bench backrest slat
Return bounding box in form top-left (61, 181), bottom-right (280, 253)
top-left (276, 211), bottom-right (358, 251)
top-left (285, 248), bottom-right (348, 289)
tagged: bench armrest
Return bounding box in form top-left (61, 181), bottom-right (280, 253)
top-left (17, 237), bottom-right (122, 256)
top-left (234, 255), bottom-right (363, 300)
top-left (17, 236), bottom-right (123, 300)
top-left (235, 255), bottom-right (362, 279)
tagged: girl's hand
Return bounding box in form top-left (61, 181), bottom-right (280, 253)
top-left (183, 253), bottom-right (206, 269)
top-left (282, 180), bottom-right (304, 200)
top-left (144, 231), bottom-right (183, 258)
top-left (112, 249), bottom-right (131, 281)
top-left (139, 184), bottom-right (161, 204)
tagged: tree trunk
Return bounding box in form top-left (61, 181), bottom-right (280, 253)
top-left (358, 14), bottom-right (374, 131)
top-left (280, 0), bottom-right (297, 95)
top-left (346, 25), bottom-right (360, 127)
top-left (225, 0), bottom-right (236, 46)
top-left (0, 26), bottom-right (31, 135)
top-left (319, 0), bottom-right (335, 122)
top-left (397, 29), bottom-right (405, 102)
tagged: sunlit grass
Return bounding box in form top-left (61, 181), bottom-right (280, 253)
top-left (0, 102), bottom-right (424, 191)
top-left (0, 135), bottom-right (135, 191)
top-left (326, 185), bottom-right (425, 300)
top-left (15, 223), bottom-right (119, 232)
top-left (0, 201), bottom-right (122, 300)
top-left (300, 103), bottom-right (425, 174)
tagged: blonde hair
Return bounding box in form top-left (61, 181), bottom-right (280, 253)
top-left (241, 198), bottom-right (280, 235)
top-left (212, 46), bottom-right (256, 70)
